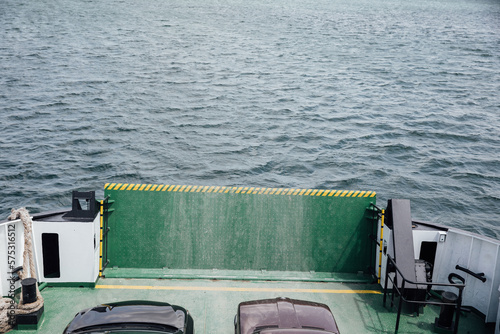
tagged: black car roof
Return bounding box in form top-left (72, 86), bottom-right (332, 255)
top-left (63, 300), bottom-right (187, 334)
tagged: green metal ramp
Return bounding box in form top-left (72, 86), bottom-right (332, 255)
top-left (102, 184), bottom-right (376, 279)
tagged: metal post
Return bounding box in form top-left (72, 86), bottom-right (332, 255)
top-left (453, 287), bottom-right (463, 334)
top-left (383, 258), bottom-right (390, 306)
top-left (395, 279), bottom-right (405, 333)
top-left (391, 263), bottom-right (397, 308)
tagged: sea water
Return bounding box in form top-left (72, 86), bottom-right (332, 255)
top-left (1, 0), bottom-right (499, 237)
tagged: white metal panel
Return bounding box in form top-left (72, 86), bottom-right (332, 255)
top-left (465, 237), bottom-right (497, 320)
top-left (433, 228), bottom-right (500, 323)
top-left (378, 218), bottom-right (500, 325)
top-left (2, 213), bottom-right (101, 291)
top-left (379, 227), bottom-right (393, 289)
top-left (32, 215), bottom-right (100, 283)
top-left (0, 219), bottom-right (25, 296)
top-left (432, 231), bottom-right (473, 286)
top-left (491, 249), bottom-right (500, 325)
top-left (93, 213), bottom-right (100, 280)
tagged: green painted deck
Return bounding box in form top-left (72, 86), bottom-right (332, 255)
top-left (10, 278), bottom-right (494, 334)
top-left (103, 184), bottom-right (377, 274)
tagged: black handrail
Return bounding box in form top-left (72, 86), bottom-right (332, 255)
top-left (455, 265), bottom-right (486, 283)
top-left (383, 255), bottom-right (465, 334)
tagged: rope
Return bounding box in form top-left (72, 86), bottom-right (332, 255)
top-left (8, 208), bottom-right (36, 280)
top-left (0, 298), bottom-right (14, 333)
top-left (0, 208), bottom-right (45, 333)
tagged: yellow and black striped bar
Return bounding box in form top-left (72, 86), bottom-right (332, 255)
top-left (99, 200), bottom-right (104, 277)
top-left (104, 183), bottom-right (376, 198)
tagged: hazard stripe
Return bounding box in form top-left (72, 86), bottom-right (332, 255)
top-left (104, 184), bottom-right (375, 198)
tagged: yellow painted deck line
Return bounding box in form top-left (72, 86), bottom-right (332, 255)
top-left (95, 285), bottom-right (381, 294)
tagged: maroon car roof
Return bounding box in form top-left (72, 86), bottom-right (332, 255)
top-left (238, 298), bottom-right (340, 334)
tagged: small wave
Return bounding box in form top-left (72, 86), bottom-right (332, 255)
top-left (1, 0), bottom-right (499, 237)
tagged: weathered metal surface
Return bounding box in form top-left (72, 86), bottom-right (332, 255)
top-left (104, 184), bottom-right (376, 274)
top-left (102, 268), bottom-right (373, 283)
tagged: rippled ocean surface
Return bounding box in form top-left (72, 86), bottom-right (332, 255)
top-left (1, 0), bottom-right (499, 237)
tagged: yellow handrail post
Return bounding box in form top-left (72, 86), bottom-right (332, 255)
top-left (378, 209), bottom-right (385, 284)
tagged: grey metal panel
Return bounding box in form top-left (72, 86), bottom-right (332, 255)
top-left (388, 199), bottom-right (417, 287)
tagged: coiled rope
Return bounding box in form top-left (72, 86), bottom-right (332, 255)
top-left (0, 208), bottom-right (44, 333)
top-left (0, 299), bottom-right (14, 334)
